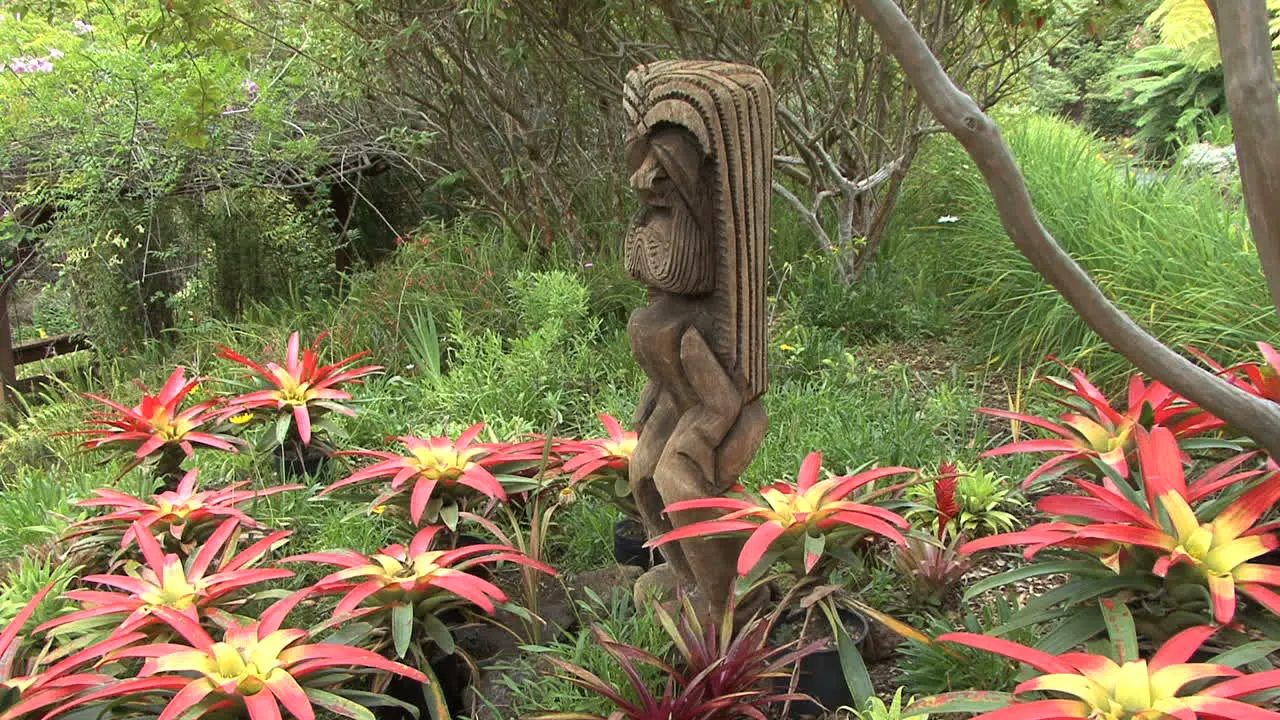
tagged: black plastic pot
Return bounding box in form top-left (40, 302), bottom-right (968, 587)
top-left (771, 609), bottom-right (871, 717)
top-left (275, 442), bottom-right (329, 480)
top-left (377, 655), bottom-right (468, 720)
top-left (613, 517), bottom-right (663, 569)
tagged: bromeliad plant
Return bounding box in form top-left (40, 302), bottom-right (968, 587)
top-left (895, 462), bottom-right (972, 607)
top-left (905, 461), bottom-right (1023, 539)
top-left (647, 451), bottom-right (915, 577)
top-left (647, 451), bottom-right (923, 709)
top-left (62, 468), bottom-right (301, 558)
top-left (0, 585), bottom-right (145, 720)
top-left (40, 520), bottom-right (292, 642)
top-left (283, 524), bottom-right (555, 667)
top-left (532, 593), bottom-right (824, 720)
top-left (962, 426), bottom-right (1280, 642)
top-left (980, 365), bottom-right (1223, 486)
top-left (554, 414), bottom-right (640, 517)
top-left (53, 591), bottom-right (430, 720)
top-left (73, 367), bottom-right (241, 486)
top-left (911, 599), bottom-right (1280, 720)
top-left (324, 423), bottom-right (543, 528)
top-left (217, 330), bottom-right (382, 452)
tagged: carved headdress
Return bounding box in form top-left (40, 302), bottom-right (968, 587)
top-left (622, 60), bottom-right (773, 400)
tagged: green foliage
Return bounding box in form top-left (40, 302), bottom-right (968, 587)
top-left (844, 688), bottom-right (928, 720)
top-left (483, 593), bottom-right (671, 719)
top-left (0, 555), bottom-right (79, 629)
top-left (773, 254), bottom-right (953, 345)
top-left (1147, 0), bottom-right (1280, 71)
top-left (1108, 44), bottom-right (1224, 155)
top-left (893, 111), bottom-right (1276, 388)
top-left (900, 595), bottom-right (1038, 695)
top-left (906, 461), bottom-right (1024, 539)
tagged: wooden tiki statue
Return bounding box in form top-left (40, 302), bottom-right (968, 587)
top-left (623, 60), bottom-right (773, 621)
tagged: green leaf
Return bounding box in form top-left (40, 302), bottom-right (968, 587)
top-left (1210, 641), bottom-right (1280, 669)
top-left (1099, 598), bottom-right (1137, 663)
top-left (338, 691), bottom-right (421, 720)
top-left (440, 502), bottom-right (460, 531)
top-left (803, 532), bottom-right (826, 572)
top-left (304, 688), bottom-right (376, 720)
top-left (275, 413), bottom-right (292, 447)
top-left (392, 603), bottom-right (413, 659)
top-left (421, 613), bottom-right (456, 655)
top-left (963, 560), bottom-right (1101, 600)
top-left (1034, 606), bottom-right (1105, 654)
top-left (416, 662), bottom-right (452, 720)
top-left (907, 690), bottom-right (1015, 715)
top-left (821, 604), bottom-right (872, 708)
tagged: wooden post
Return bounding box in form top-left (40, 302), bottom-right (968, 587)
top-left (0, 287), bottom-right (16, 404)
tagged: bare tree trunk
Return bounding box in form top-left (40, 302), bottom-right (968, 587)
top-left (847, 0), bottom-right (1280, 458)
top-left (1212, 0), bottom-right (1280, 316)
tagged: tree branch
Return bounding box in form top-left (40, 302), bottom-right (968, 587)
top-left (847, 0), bottom-right (1280, 458)
top-left (1213, 1), bottom-right (1280, 316)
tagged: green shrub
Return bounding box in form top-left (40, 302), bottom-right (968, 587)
top-left (892, 110), bottom-right (1275, 388)
top-left (1108, 44), bottom-right (1225, 156)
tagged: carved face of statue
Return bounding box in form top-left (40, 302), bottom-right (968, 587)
top-left (624, 125), bottom-right (717, 296)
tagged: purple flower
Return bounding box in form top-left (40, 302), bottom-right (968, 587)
top-left (241, 78), bottom-right (259, 98)
top-left (48, 48), bottom-right (64, 59)
top-left (72, 19), bottom-right (93, 35)
top-left (583, 262), bottom-right (594, 268)
top-left (33, 58), bottom-right (53, 73)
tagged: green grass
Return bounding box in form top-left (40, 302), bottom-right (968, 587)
top-left (891, 109), bottom-right (1277, 389)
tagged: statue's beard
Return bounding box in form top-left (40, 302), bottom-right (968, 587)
top-left (626, 201), bottom-right (716, 296)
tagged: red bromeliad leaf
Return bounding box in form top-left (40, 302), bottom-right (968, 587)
top-left (647, 453), bottom-right (912, 577)
top-left (51, 592), bottom-right (425, 720)
top-left (39, 519), bottom-right (292, 639)
top-left (63, 468), bottom-right (301, 549)
top-left (217, 331), bottom-right (382, 446)
top-left (284, 524), bottom-right (553, 653)
top-left (69, 367), bottom-right (242, 462)
top-left (322, 425), bottom-right (512, 524)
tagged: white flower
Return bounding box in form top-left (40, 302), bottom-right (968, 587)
top-left (937, 215), bottom-right (960, 224)
top-left (72, 19), bottom-right (93, 35)
top-left (48, 48), bottom-right (64, 59)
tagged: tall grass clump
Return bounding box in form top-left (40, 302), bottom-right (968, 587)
top-left (891, 110), bottom-right (1276, 387)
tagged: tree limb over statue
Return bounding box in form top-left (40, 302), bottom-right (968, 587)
top-left (846, 0), bottom-right (1280, 459)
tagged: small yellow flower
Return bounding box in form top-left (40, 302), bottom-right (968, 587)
top-left (779, 344), bottom-right (796, 352)
top-left (228, 412), bottom-right (253, 425)
top-left (37, 328), bottom-right (47, 339)
top-left (370, 504), bottom-right (387, 515)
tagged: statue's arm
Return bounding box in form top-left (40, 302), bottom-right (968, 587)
top-left (679, 326), bottom-right (743, 433)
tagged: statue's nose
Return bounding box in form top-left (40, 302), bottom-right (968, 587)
top-left (629, 152), bottom-right (665, 191)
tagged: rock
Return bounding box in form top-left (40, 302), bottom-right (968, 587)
top-left (633, 563), bottom-right (692, 609)
top-left (567, 564), bottom-right (644, 608)
top-left (1182, 142), bottom-right (1238, 177)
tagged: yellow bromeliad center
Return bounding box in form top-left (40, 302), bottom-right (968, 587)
top-left (1032, 659), bottom-right (1199, 719)
top-left (760, 483), bottom-right (831, 528)
top-left (602, 435), bottom-right (637, 459)
top-left (271, 368), bottom-right (313, 406)
top-left (197, 633), bottom-right (294, 695)
top-left (137, 562), bottom-right (203, 610)
top-left (371, 550), bottom-right (447, 590)
top-left (409, 446), bottom-right (482, 482)
top-left (1160, 492), bottom-right (1259, 579)
top-left (1074, 416), bottom-right (1133, 454)
top-left (150, 407), bottom-right (193, 442)
top-left (155, 497), bottom-right (200, 522)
